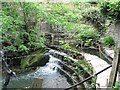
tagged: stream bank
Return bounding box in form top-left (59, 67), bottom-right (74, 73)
top-left (3, 48), bottom-right (50, 74)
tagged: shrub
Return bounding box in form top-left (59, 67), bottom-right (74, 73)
top-left (76, 24), bottom-right (99, 42)
top-left (82, 9), bottom-right (106, 35)
top-left (101, 36), bottom-right (115, 46)
top-left (100, 1), bottom-right (120, 22)
top-left (2, 2), bottom-right (45, 54)
top-left (61, 43), bottom-right (71, 49)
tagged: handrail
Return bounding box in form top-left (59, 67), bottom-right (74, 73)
top-left (65, 65), bottom-right (112, 90)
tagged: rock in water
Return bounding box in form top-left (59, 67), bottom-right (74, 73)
top-left (21, 49), bottom-right (50, 68)
top-left (40, 53), bottom-right (50, 66)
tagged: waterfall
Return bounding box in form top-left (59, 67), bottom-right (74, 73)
top-left (4, 49), bottom-right (70, 88)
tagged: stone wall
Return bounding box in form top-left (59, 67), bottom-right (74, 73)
top-left (107, 23), bottom-right (120, 48)
top-left (107, 25), bottom-right (115, 38)
top-left (40, 21), bottom-right (51, 33)
top-left (114, 23), bottom-right (120, 48)
top-left (40, 21), bottom-right (63, 33)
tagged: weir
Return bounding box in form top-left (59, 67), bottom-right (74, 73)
top-left (0, 49), bottom-right (82, 89)
top-left (0, 48), bottom-right (113, 89)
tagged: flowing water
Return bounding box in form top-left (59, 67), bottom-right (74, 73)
top-left (0, 50), bottom-right (71, 89)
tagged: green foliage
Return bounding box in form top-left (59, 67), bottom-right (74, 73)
top-left (101, 35), bottom-right (115, 46)
top-left (61, 43), bottom-right (71, 49)
top-left (79, 60), bottom-right (93, 74)
top-left (100, 1), bottom-right (120, 22)
top-left (40, 3), bottom-right (81, 32)
top-left (82, 8), bottom-right (106, 34)
top-left (1, 2), bottom-right (102, 54)
top-left (2, 2), bottom-right (45, 53)
top-left (76, 24), bottom-right (99, 42)
top-left (89, 77), bottom-right (96, 89)
top-left (3, 45), bottom-right (17, 52)
top-left (18, 45), bottom-right (29, 53)
top-left (113, 81), bottom-right (119, 90)
top-left (64, 57), bottom-right (70, 61)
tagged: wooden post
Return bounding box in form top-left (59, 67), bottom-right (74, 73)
top-left (108, 48), bottom-right (120, 87)
top-left (31, 78), bottom-right (43, 89)
top-left (108, 22), bottom-right (120, 87)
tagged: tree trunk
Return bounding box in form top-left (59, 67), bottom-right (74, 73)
top-left (19, 2), bottom-right (28, 31)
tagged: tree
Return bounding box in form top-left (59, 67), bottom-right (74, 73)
top-left (2, 2), bottom-right (45, 54)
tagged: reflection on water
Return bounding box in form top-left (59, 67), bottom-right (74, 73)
top-left (5, 55), bottom-right (70, 88)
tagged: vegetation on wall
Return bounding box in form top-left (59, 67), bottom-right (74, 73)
top-left (101, 35), bottom-right (115, 47)
top-left (99, 1), bottom-right (120, 48)
top-left (40, 3), bottom-right (100, 46)
top-left (2, 2), bottom-right (45, 54)
top-left (75, 24), bottom-right (99, 46)
top-left (100, 1), bottom-right (120, 22)
top-left (45, 3), bottom-right (81, 31)
top-left (76, 24), bottom-right (99, 40)
top-left (82, 8), bottom-right (106, 35)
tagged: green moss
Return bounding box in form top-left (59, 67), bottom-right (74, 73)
top-left (14, 67), bottom-right (36, 74)
top-left (20, 48), bottom-right (47, 68)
